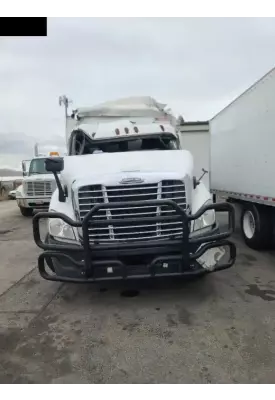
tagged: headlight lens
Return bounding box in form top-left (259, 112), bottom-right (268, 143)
top-left (192, 200), bottom-right (216, 234)
top-left (48, 218), bottom-right (76, 241)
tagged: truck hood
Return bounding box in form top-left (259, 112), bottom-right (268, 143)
top-left (24, 174), bottom-right (55, 182)
top-left (61, 150), bottom-right (193, 187)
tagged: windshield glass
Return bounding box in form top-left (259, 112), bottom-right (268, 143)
top-left (28, 158), bottom-right (51, 175)
top-left (83, 134), bottom-right (180, 154)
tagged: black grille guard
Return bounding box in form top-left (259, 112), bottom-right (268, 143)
top-left (33, 200), bottom-right (237, 282)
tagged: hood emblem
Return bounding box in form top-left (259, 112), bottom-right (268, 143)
top-left (119, 177), bottom-right (144, 185)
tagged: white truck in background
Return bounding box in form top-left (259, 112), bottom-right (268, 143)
top-left (32, 96), bottom-right (236, 283)
top-left (210, 67), bottom-right (275, 250)
top-left (16, 145), bottom-right (62, 216)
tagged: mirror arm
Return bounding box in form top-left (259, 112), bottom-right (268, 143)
top-left (193, 176), bottom-right (200, 189)
top-left (53, 172), bottom-right (65, 202)
top-left (193, 168), bottom-right (209, 189)
top-left (198, 168), bottom-right (209, 182)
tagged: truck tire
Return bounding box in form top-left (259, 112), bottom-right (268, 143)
top-left (241, 203), bottom-right (273, 250)
top-left (20, 206), bottom-right (33, 217)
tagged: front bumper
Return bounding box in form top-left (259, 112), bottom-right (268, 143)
top-left (17, 197), bottom-right (51, 210)
top-left (33, 200), bottom-right (237, 283)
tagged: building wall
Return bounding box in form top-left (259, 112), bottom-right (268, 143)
top-left (178, 122), bottom-right (210, 189)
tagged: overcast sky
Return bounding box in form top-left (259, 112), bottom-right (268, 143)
top-left (1, 17), bottom-right (275, 143)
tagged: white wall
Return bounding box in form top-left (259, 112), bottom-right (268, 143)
top-left (179, 124), bottom-right (210, 189)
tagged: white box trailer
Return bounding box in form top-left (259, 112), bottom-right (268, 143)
top-left (178, 121), bottom-right (210, 190)
top-left (210, 67), bottom-right (275, 249)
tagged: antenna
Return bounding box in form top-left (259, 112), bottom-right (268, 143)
top-left (59, 95), bottom-right (72, 118)
top-left (59, 95), bottom-right (73, 145)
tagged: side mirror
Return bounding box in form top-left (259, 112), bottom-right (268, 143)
top-left (22, 160), bottom-right (30, 177)
top-left (45, 157), bottom-right (65, 202)
top-left (45, 157), bottom-right (64, 173)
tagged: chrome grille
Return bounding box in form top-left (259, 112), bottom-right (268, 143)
top-left (78, 180), bottom-right (187, 242)
top-left (26, 181), bottom-right (53, 197)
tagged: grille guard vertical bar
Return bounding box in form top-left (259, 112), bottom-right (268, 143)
top-left (189, 202), bottom-right (235, 245)
top-left (82, 212), bottom-right (93, 277)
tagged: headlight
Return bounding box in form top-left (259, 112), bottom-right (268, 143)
top-left (48, 217), bottom-right (76, 242)
top-left (192, 200), bottom-right (216, 235)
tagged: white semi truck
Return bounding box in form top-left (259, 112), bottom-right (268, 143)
top-left (16, 148), bottom-right (60, 217)
top-left (32, 96), bottom-right (236, 283)
top-left (210, 67), bottom-right (275, 250)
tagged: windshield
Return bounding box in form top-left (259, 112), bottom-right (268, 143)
top-left (29, 158), bottom-right (51, 175)
top-left (83, 134), bottom-right (181, 154)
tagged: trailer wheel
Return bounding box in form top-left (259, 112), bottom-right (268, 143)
top-left (241, 203), bottom-right (273, 250)
top-left (19, 206), bottom-right (33, 217)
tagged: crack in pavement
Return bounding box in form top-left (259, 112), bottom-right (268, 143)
top-left (0, 266), bottom-right (37, 300)
top-left (30, 283), bottom-right (64, 323)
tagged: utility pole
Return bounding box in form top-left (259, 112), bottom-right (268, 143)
top-left (34, 143), bottom-right (39, 157)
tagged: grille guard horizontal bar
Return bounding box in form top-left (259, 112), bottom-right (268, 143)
top-left (33, 200), bottom-right (236, 281)
top-left (37, 239), bottom-right (236, 283)
top-left (33, 200), bottom-right (235, 250)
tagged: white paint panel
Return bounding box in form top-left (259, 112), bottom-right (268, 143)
top-left (210, 67), bottom-right (275, 198)
top-left (179, 131), bottom-right (210, 189)
top-left (66, 117), bottom-right (77, 145)
top-left (61, 149), bottom-right (193, 187)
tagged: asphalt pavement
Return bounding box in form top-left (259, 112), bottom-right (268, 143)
top-left (1, 201), bottom-right (275, 383)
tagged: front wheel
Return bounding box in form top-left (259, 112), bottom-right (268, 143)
top-left (19, 206), bottom-right (33, 217)
top-left (241, 203), bottom-right (273, 250)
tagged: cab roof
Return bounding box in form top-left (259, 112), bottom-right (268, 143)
top-left (75, 119), bottom-right (178, 141)
top-left (74, 96), bottom-right (169, 119)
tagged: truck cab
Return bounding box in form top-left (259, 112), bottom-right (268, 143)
top-left (16, 152), bottom-right (60, 217)
top-left (32, 97), bottom-right (236, 283)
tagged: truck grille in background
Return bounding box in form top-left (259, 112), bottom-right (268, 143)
top-left (26, 181), bottom-right (53, 197)
top-left (78, 180), bottom-right (187, 242)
